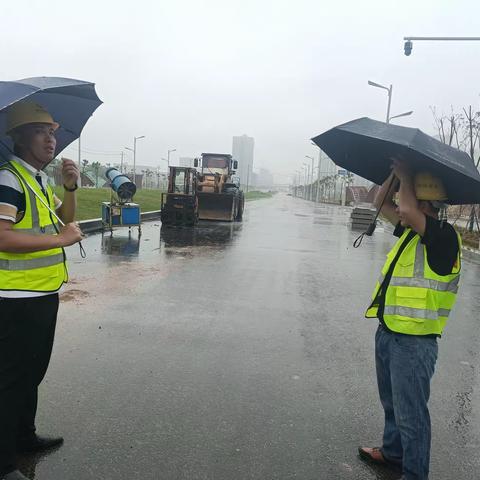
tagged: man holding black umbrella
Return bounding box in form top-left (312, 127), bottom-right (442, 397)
top-left (358, 160), bottom-right (461, 480)
top-left (0, 102), bottom-right (83, 480)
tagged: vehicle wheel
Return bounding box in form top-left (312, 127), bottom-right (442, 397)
top-left (235, 194), bottom-right (244, 221)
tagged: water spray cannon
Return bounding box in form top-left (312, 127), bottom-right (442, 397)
top-left (101, 168), bottom-right (141, 235)
top-left (105, 167), bottom-right (137, 203)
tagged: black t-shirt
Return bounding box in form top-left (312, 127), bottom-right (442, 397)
top-left (375, 217), bottom-right (459, 335)
top-left (394, 216), bottom-right (459, 275)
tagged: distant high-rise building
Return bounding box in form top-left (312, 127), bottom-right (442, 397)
top-left (232, 135), bottom-right (254, 188)
top-left (257, 168), bottom-right (274, 188)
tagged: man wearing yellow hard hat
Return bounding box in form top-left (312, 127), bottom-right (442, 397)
top-left (358, 160), bottom-right (461, 480)
top-left (0, 102), bottom-right (83, 480)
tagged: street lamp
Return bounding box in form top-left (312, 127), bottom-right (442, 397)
top-left (368, 81), bottom-right (413, 123)
top-left (368, 80), bottom-right (393, 123)
top-left (389, 110), bottom-right (413, 121)
top-left (403, 36), bottom-right (480, 56)
top-left (305, 155), bottom-right (315, 201)
top-left (125, 146), bottom-right (134, 176)
top-left (302, 163), bottom-right (308, 200)
top-left (167, 148), bottom-right (176, 167)
top-left (125, 135), bottom-right (145, 182)
top-left (294, 170), bottom-right (301, 197)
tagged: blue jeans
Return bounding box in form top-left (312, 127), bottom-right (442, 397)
top-left (375, 324), bottom-right (438, 480)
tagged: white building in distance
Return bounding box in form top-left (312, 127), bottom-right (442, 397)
top-left (178, 157), bottom-right (194, 168)
top-left (232, 135), bottom-right (254, 188)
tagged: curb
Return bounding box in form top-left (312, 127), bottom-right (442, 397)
top-left (79, 210), bottom-right (161, 234)
top-left (461, 245), bottom-right (480, 263)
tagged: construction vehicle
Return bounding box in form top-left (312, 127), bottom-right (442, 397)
top-left (194, 153), bottom-right (245, 222)
top-left (160, 166), bottom-right (199, 226)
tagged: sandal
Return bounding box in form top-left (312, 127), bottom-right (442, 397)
top-left (358, 446), bottom-right (402, 470)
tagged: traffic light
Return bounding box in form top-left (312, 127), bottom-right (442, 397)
top-left (404, 40), bottom-right (413, 56)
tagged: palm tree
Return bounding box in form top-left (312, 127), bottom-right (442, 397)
top-left (91, 161), bottom-right (101, 187)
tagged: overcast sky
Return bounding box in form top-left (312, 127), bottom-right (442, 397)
top-left (3, 0), bottom-right (480, 183)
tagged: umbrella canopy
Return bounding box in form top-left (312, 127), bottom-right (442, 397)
top-left (312, 117), bottom-right (480, 205)
top-left (0, 76), bottom-right (102, 162)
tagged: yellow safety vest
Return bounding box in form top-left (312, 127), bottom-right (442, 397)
top-left (365, 227), bottom-right (461, 335)
top-left (0, 160), bottom-right (68, 293)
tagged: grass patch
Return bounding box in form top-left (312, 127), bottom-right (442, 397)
top-left (245, 191), bottom-right (275, 201)
top-left (54, 187), bottom-right (275, 221)
top-left (53, 187), bottom-right (163, 221)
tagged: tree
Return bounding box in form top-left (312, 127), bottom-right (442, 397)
top-left (144, 168), bottom-right (153, 188)
top-left (82, 159), bottom-right (89, 175)
top-left (431, 105), bottom-right (480, 231)
top-left (91, 161), bottom-right (101, 187)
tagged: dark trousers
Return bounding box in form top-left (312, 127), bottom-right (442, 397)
top-left (0, 294), bottom-right (59, 475)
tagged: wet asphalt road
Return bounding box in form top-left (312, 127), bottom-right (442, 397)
top-left (20, 195), bottom-right (480, 480)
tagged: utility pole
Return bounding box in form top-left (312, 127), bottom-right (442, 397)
top-left (167, 148), bottom-right (176, 167)
top-left (303, 163), bottom-right (308, 200)
top-left (125, 135), bottom-right (145, 184)
top-left (305, 155), bottom-right (315, 201)
top-left (120, 151), bottom-right (124, 173)
top-left (316, 155), bottom-right (321, 203)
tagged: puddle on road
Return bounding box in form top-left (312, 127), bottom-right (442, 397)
top-left (159, 222), bottom-right (241, 255)
top-left (101, 234), bottom-right (140, 256)
top-left (60, 288), bottom-right (90, 303)
top-left (313, 218), bottom-right (334, 225)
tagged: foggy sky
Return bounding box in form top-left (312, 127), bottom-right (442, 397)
top-left (3, 0), bottom-right (480, 184)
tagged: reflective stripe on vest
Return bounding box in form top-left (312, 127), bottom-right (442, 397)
top-left (0, 253), bottom-right (65, 271)
top-left (0, 161), bottom-right (67, 292)
top-left (377, 272), bottom-right (460, 292)
top-left (365, 228), bottom-right (461, 335)
top-left (383, 306), bottom-right (452, 320)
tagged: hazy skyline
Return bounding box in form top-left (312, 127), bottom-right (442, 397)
top-left (3, 0), bottom-right (480, 184)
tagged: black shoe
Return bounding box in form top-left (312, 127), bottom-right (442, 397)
top-left (17, 434), bottom-right (64, 454)
top-left (2, 470), bottom-right (31, 480)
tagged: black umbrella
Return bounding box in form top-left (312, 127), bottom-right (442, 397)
top-left (0, 76), bottom-right (102, 161)
top-left (0, 76), bottom-right (102, 258)
top-left (312, 117), bottom-right (480, 205)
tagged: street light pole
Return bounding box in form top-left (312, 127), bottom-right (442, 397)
top-left (386, 85), bottom-right (392, 124)
top-left (303, 163), bottom-right (309, 200)
top-left (126, 135), bottom-right (145, 182)
top-left (316, 155), bottom-right (321, 203)
top-left (368, 80), bottom-right (414, 123)
top-left (389, 111), bottom-right (414, 121)
top-left (167, 148), bottom-right (176, 167)
top-left (368, 80), bottom-right (392, 123)
top-left (305, 155), bottom-right (315, 201)
top-left (403, 36), bottom-right (480, 55)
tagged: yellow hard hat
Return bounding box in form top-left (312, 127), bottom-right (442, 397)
top-left (6, 101), bottom-right (59, 134)
top-left (414, 172), bottom-right (447, 201)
